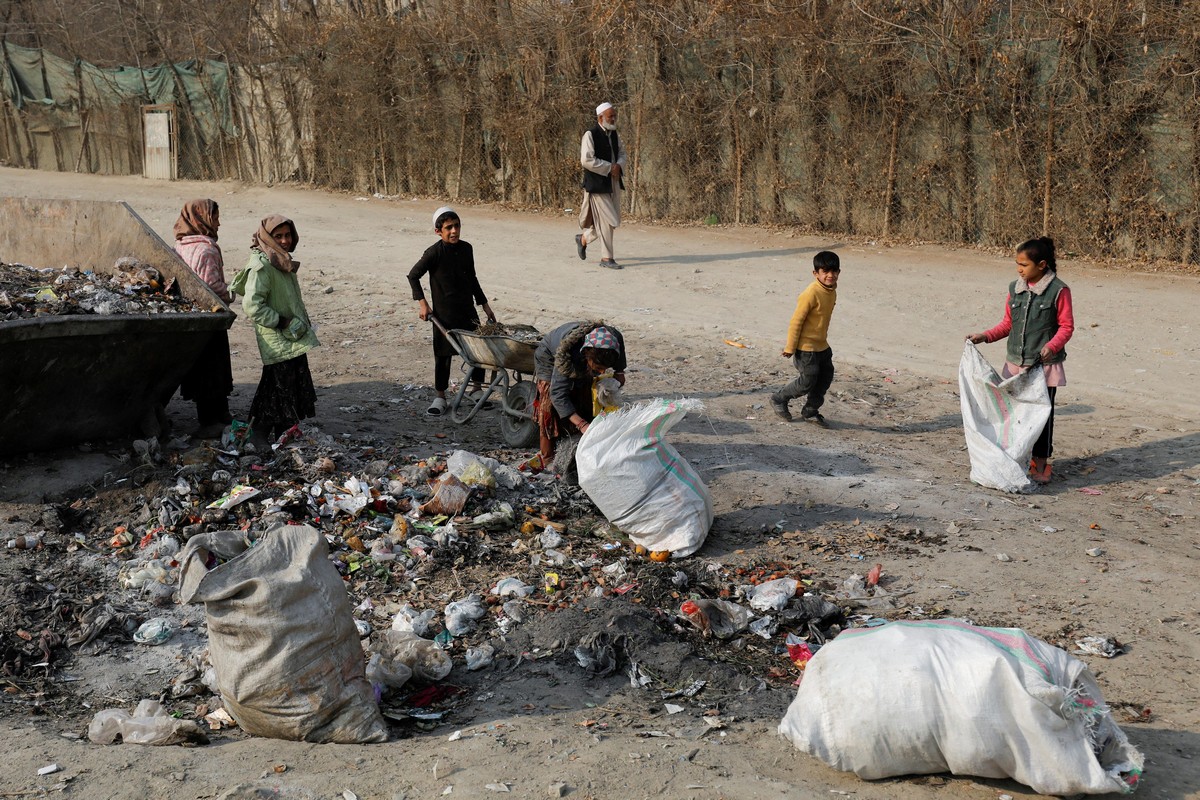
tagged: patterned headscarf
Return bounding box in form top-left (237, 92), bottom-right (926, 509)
top-left (173, 199), bottom-right (219, 241)
top-left (252, 214), bottom-right (299, 273)
top-left (583, 326), bottom-right (619, 351)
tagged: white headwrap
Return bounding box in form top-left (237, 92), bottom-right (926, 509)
top-left (432, 205), bottom-right (455, 228)
top-left (595, 102), bottom-right (614, 116)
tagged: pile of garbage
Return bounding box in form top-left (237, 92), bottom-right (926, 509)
top-left (0, 258), bottom-right (209, 320)
top-left (1, 424), bottom-right (956, 743)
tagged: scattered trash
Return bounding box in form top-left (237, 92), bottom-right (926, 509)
top-left (444, 595), bottom-right (487, 636)
top-left (132, 617), bottom-right (177, 646)
top-left (37, 764), bottom-right (61, 776)
top-left (205, 485), bottom-right (261, 510)
top-left (746, 578), bottom-right (798, 612)
top-left (370, 630), bottom-right (452, 683)
top-left (679, 599), bottom-right (751, 639)
top-left (88, 699), bottom-right (209, 746)
top-left (1075, 636), bottom-right (1127, 659)
top-left (465, 644), bottom-right (495, 671)
top-left (1086, 547), bottom-right (1105, 557)
top-left (1078, 488), bottom-right (1104, 496)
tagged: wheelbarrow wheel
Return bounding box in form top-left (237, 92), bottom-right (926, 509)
top-left (500, 380), bottom-right (539, 448)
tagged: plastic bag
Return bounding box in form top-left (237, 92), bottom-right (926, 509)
top-left (577, 399), bottom-right (713, 557)
top-left (365, 653), bottom-right (413, 692)
top-left (959, 343), bottom-right (1052, 492)
top-left (421, 473), bottom-right (470, 516)
top-left (444, 594), bottom-right (487, 636)
top-left (465, 644), bottom-right (495, 671)
top-left (680, 599), bottom-right (751, 639)
top-left (779, 620), bottom-right (1144, 796)
top-left (88, 699), bottom-right (208, 746)
top-left (391, 603), bottom-right (437, 636)
top-left (371, 630), bottom-right (452, 683)
top-left (746, 578), bottom-right (798, 612)
top-left (178, 525), bottom-right (387, 744)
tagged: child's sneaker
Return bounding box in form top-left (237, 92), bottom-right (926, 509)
top-left (1029, 459), bottom-right (1051, 484)
top-left (770, 397), bottom-right (793, 421)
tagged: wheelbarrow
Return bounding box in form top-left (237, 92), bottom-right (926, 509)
top-left (430, 316), bottom-right (540, 447)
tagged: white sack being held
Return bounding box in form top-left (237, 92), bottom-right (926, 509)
top-left (576, 398), bottom-right (713, 557)
top-left (779, 619), bottom-right (1143, 796)
top-left (959, 342), bottom-right (1051, 492)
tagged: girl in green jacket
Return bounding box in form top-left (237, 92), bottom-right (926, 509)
top-left (233, 214), bottom-right (320, 441)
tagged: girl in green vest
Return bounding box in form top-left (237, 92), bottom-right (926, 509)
top-left (966, 237), bottom-right (1075, 484)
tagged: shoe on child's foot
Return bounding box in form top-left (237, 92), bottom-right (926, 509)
top-left (801, 412), bottom-right (829, 428)
top-left (770, 397), bottom-right (793, 422)
top-left (426, 397), bottom-right (448, 417)
top-left (1029, 458), bottom-right (1051, 484)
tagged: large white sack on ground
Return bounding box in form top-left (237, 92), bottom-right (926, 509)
top-left (577, 398), bottom-right (713, 557)
top-left (779, 620), bottom-right (1143, 796)
top-left (179, 524), bottom-right (388, 743)
top-left (959, 342), bottom-right (1051, 492)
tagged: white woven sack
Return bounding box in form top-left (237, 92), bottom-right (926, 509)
top-left (779, 620), bottom-right (1143, 796)
top-left (959, 342), bottom-right (1052, 492)
top-left (576, 398), bottom-right (713, 557)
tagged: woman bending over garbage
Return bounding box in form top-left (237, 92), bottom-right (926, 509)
top-left (534, 321), bottom-right (626, 466)
top-left (172, 198), bottom-right (234, 438)
top-left (231, 215), bottom-right (320, 443)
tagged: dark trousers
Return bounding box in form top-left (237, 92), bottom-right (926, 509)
top-left (772, 348), bottom-right (834, 416)
top-left (434, 356), bottom-right (484, 393)
top-left (1033, 387), bottom-right (1057, 459)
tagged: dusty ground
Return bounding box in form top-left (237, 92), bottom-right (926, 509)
top-left (1, 165), bottom-right (1198, 800)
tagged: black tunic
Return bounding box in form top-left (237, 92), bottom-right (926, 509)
top-left (407, 240), bottom-right (488, 357)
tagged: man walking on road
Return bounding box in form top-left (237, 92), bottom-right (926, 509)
top-left (575, 102), bottom-right (626, 269)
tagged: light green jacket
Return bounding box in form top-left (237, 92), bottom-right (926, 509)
top-left (231, 250), bottom-right (320, 366)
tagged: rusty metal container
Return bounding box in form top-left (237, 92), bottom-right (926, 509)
top-left (0, 197), bottom-right (235, 454)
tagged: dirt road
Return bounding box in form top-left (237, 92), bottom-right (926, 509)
top-left (1, 166), bottom-right (1197, 799)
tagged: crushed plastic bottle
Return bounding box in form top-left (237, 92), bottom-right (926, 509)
top-left (88, 699), bottom-right (208, 745)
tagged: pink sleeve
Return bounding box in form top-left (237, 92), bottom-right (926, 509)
top-left (194, 247), bottom-right (231, 303)
top-left (1044, 286), bottom-right (1074, 354)
top-left (982, 293), bottom-right (1013, 342)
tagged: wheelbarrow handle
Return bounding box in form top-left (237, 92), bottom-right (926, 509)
top-left (428, 313), bottom-right (452, 338)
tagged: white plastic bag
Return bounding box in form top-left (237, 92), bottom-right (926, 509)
top-left (577, 399), bottom-right (713, 557)
top-left (779, 619), bottom-right (1143, 796)
top-left (88, 699), bottom-right (208, 746)
top-left (959, 342), bottom-right (1052, 492)
top-left (746, 578), bottom-right (797, 612)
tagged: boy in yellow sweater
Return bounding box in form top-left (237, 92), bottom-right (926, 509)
top-left (770, 251), bottom-right (840, 425)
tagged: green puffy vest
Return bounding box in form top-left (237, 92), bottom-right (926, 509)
top-left (1005, 275), bottom-right (1067, 367)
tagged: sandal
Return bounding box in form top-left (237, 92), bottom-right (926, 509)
top-left (426, 397), bottom-right (447, 416)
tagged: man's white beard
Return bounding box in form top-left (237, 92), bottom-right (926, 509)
top-left (601, 122), bottom-right (617, 131)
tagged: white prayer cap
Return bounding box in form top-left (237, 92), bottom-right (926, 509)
top-left (432, 206), bottom-right (455, 227)
top-left (595, 102), bottom-right (614, 116)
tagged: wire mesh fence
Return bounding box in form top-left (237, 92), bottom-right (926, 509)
top-left (3, 0), bottom-right (1200, 263)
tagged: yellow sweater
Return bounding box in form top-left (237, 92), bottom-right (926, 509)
top-left (784, 281), bottom-right (836, 353)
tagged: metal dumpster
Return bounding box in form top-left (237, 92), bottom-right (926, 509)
top-left (0, 197), bottom-right (235, 455)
